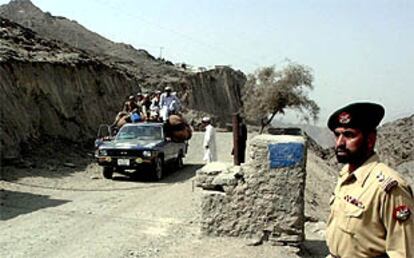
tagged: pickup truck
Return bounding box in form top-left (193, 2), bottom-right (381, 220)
top-left (95, 123), bottom-right (187, 180)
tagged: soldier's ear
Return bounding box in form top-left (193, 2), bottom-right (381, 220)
top-left (367, 131), bottom-right (377, 151)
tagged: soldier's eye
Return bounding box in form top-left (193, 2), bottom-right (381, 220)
top-left (343, 131), bottom-right (355, 138)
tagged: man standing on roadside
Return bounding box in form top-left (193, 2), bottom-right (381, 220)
top-left (202, 116), bottom-right (217, 163)
top-left (325, 102), bottom-right (414, 258)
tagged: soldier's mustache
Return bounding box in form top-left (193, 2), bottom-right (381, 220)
top-left (335, 147), bottom-right (349, 155)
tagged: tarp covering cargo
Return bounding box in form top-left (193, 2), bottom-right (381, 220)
top-left (165, 115), bottom-right (192, 142)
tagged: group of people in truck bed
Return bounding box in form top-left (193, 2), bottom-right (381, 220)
top-left (111, 86), bottom-right (182, 131)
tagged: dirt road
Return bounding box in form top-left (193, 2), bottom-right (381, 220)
top-left (0, 132), bottom-right (308, 258)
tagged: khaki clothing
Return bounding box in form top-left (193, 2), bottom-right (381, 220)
top-left (326, 154), bottom-right (414, 258)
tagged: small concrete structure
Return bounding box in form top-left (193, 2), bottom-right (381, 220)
top-left (195, 134), bottom-right (307, 245)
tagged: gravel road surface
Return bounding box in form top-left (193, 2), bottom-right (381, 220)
top-left (1, 132), bottom-right (324, 258)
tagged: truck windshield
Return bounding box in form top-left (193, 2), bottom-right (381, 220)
top-left (116, 126), bottom-right (162, 140)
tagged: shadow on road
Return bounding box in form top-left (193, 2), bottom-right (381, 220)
top-left (163, 164), bottom-right (203, 183)
top-left (111, 164), bottom-right (203, 183)
top-left (0, 190), bottom-right (70, 221)
top-left (1, 141), bottom-right (94, 182)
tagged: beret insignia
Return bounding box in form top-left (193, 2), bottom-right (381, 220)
top-left (338, 112), bottom-right (351, 124)
top-left (376, 171), bottom-right (385, 182)
top-left (393, 205), bottom-right (411, 221)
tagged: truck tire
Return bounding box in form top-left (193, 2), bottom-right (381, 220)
top-left (175, 152), bottom-right (184, 170)
top-left (153, 157), bottom-right (164, 181)
top-left (103, 166), bottom-right (113, 179)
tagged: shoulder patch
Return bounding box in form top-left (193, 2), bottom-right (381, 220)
top-left (393, 205), bottom-right (411, 222)
top-left (379, 175), bottom-right (399, 193)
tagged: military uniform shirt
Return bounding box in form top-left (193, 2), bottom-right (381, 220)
top-left (326, 154), bottom-right (414, 258)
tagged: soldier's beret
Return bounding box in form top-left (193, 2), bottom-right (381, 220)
top-left (327, 102), bottom-right (385, 131)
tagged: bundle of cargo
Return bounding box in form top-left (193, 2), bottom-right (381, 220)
top-left (165, 115), bottom-right (192, 142)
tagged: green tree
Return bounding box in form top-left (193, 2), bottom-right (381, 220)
top-left (242, 62), bottom-right (320, 133)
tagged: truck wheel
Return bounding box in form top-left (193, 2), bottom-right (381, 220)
top-left (153, 157), bottom-right (164, 181)
top-left (176, 153), bottom-right (184, 169)
top-left (103, 166), bottom-right (113, 179)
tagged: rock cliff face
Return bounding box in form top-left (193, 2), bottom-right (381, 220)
top-left (0, 17), bottom-right (138, 159)
top-left (185, 67), bottom-right (246, 125)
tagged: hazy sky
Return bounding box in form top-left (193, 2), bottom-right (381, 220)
top-left (2, 0), bottom-right (413, 125)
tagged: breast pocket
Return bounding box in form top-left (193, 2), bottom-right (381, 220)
top-left (338, 205), bottom-right (364, 235)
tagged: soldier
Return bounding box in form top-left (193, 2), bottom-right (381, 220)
top-left (325, 102), bottom-right (414, 258)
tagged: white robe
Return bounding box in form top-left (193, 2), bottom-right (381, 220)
top-left (203, 124), bottom-right (217, 162)
top-left (159, 93), bottom-right (181, 121)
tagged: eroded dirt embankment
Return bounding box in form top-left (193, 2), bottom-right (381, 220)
top-left (0, 59), bottom-right (138, 160)
top-left (1, 17), bottom-right (247, 162)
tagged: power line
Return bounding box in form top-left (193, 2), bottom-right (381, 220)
top-left (93, 0), bottom-right (263, 70)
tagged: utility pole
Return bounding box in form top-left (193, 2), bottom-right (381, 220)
top-left (232, 113), bottom-right (240, 165)
top-left (159, 47), bottom-right (164, 59)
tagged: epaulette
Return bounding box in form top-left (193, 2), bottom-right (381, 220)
top-left (376, 171), bottom-right (398, 193)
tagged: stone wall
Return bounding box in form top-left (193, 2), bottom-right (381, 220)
top-left (196, 134), bottom-right (307, 245)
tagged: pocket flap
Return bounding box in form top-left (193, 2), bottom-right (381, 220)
top-left (345, 205), bottom-right (364, 218)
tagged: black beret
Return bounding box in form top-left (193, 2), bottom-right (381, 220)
top-left (327, 102), bottom-right (385, 131)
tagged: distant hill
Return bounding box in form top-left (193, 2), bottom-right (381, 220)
top-left (0, 0), bottom-right (188, 88)
top-left (0, 0), bottom-right (154, 63)
top-left (270, 121), bottom-right (334, 148)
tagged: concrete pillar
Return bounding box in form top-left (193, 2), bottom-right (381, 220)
top-left (196, 133), bottom-right (307, 246)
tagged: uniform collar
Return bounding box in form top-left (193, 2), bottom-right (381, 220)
top-left (339, 154), bottom-right (379, 187)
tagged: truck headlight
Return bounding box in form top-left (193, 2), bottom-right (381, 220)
top-left (142, 150), bottom-right (152, 157)
top-left (99, 149), bottom-right (108, 156)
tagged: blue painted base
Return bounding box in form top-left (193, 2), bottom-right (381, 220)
top-left (268, 143), bottom-right (304, 169)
